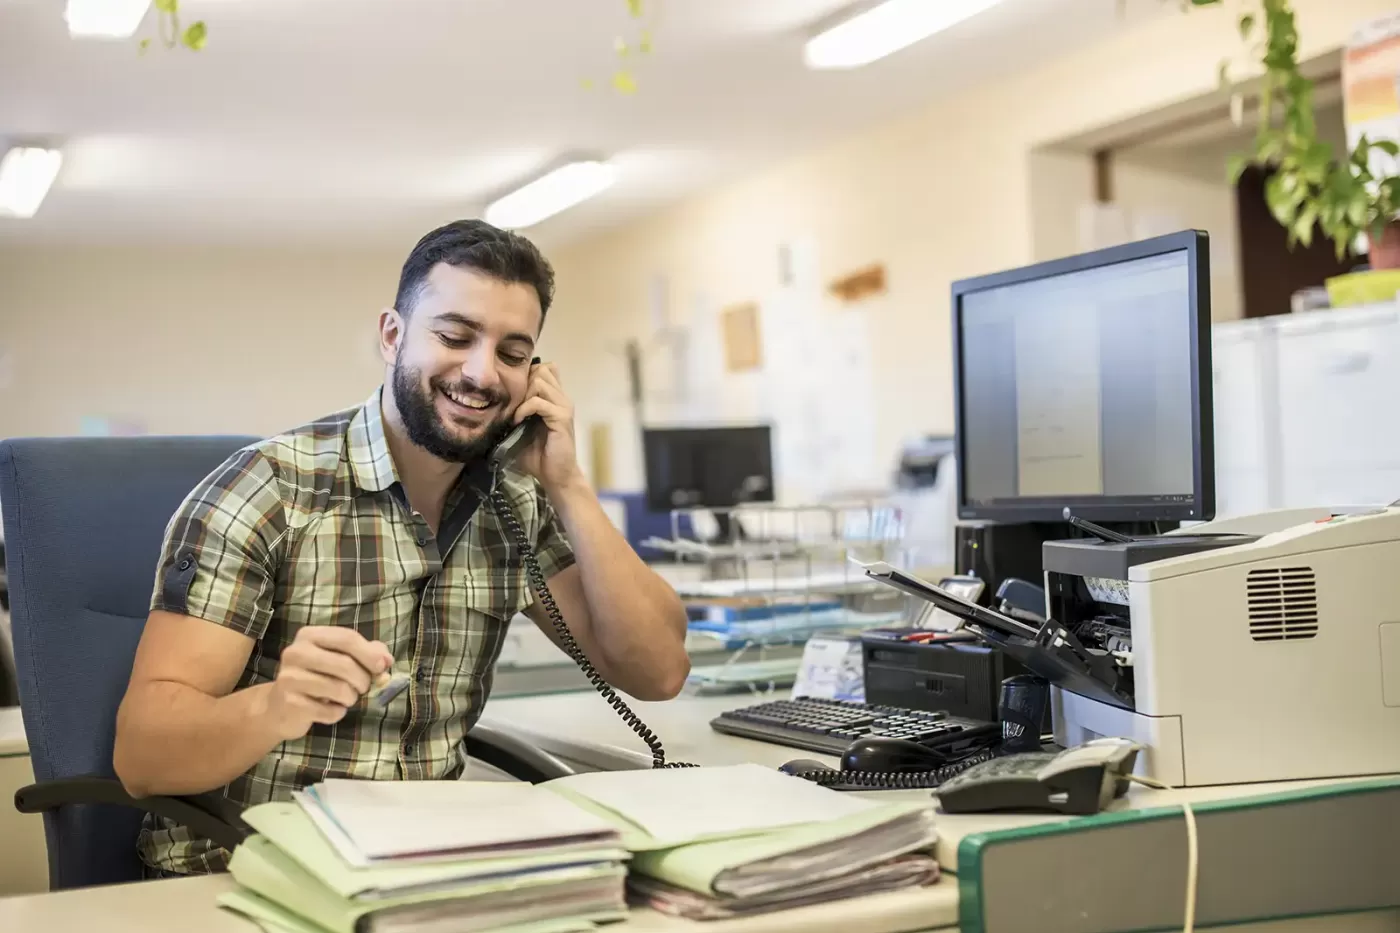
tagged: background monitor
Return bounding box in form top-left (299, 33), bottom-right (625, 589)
top-left (950, 230), bottom-right (1213, 524)
top-left (642, 426), bottom-right (774, 513)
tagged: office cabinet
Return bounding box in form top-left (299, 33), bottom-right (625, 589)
top-left (1211, 317), bottom-right (1279, 518)
top-left (1211, 303), bottom-right (1400, 516)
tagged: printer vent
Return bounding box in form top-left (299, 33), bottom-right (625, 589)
top-left (1247, 567), bottom-right (1318, 641)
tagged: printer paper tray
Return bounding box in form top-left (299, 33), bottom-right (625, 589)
top-left (978, 632), bottom-right (1132, 710)
top-left (856, 561), bottom-right (1133, 710)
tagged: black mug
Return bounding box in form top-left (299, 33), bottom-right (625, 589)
top-left (998, 674), bottom-right (1049, 753)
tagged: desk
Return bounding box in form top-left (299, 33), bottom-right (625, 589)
top-left (4, 692), bottom-right (1398, 933)
top-left (480, 690), bottom-right (1400, 930)
top-left (4, 873), bottom-right (1394, 933)
top-left (0, 872), bottom-right (961, 932)
top-left (0, 706), bottom-right (47, 895)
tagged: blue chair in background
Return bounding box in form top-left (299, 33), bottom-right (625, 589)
top-left (0, 435), bottom-right (573, 890)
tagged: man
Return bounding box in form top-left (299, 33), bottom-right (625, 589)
top-left (113, 219), bottom-right (691, 876)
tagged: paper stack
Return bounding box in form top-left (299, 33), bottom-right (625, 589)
top-left (217, 780), bottom-right (630, 933)
top-left (545, 764), bottom-right (942, 921)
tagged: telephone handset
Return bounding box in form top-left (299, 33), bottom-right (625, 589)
top-left (488, 415), bottom-right (546, 473)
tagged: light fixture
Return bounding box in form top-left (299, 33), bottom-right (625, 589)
top-left (65, 0), bottom-right (151, 39)
top-left (0, 148), bottom-right (63, 219)
top-left (804, 0), bottom-right (1005, 70)
top-left (484, 161), bottom-right (618, 229)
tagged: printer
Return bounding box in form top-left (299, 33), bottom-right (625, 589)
top-left (864, 506), bottom-right (1400, 787)
top-left (1041, 506), bottom-right (1400, 787)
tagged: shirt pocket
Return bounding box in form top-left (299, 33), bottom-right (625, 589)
top-left (446, 562), bottom-right (530, 678)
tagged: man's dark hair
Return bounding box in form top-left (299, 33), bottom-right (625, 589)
top-left (394, 219), bottom-right (555, 322)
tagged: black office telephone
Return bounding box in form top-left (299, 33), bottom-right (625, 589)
top-left (935, 737), bottom-right (1141, 814)
top-left (486, 412), bottom-right (1001, 784)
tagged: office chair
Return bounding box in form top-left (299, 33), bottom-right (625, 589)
top-left (0, 435), bottom-right (575, 890)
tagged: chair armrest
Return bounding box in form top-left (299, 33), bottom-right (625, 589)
top-left (465, 724), bottom-right (577, 783)
top-left (15, 776), bottom-right (250, 853)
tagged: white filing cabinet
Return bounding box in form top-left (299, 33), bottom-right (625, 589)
top-left (1211, 303), bottom-right (1400, 515)
top-left (1273, 305), bottom-right (1400, 508)
top-left (1211, 317), bottom-right (1281, 518)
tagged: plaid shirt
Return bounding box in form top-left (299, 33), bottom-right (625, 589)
top-left (138, 389), bottom-right (575, 874)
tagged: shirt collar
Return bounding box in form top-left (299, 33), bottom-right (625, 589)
top-left (345, 386), bottom-right (499, 501)
top-left (346, 387), bottom-right (401, 494)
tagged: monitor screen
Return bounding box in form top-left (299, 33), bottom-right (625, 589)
top-left (951, 231), bottom-right (1213, 523)
top-left (642, 426), bottom-right (775, 513)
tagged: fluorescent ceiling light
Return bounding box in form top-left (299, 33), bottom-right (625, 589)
top-left (484, 161), bottom-right (618, 229)
top-left (65, 0), bottom-right (151, 39)
top-left (805, 0), bottom-right (1005, 70)
top-left (0, 148), bottom-right (63, 219)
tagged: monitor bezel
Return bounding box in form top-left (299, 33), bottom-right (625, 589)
top-left (950, 230), bottom-right (1215, 525)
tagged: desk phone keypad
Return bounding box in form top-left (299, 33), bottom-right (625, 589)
top-left (937, 752), bottom-right (1059, 790)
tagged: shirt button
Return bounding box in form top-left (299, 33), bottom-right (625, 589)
top-left (177, 557), bottom-right (193, 571)
top-left (403, 742), bottom-right (415, 757)
top-left (414, 667), bottom-right (426, 682)
top-left (416, 533), bottom-right (430, 547)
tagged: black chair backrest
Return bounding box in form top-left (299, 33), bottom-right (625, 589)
top-left (0, 435), bottom-right (259, 888)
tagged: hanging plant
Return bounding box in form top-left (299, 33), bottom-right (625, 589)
top-left (581, 0), bottom-right (658, 94)
top-left (139, 0), bottom-right (207, 54)
top-left (1202, 0), bottom-right (1400, 262)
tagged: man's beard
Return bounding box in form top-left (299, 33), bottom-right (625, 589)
top-left (391, 356), bottom-right (513, 464)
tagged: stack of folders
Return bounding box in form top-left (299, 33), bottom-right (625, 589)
top-left (545, 764), bottom-right (941, 921)
top-left (216, 764), bottom-right (940, 930)
top-left (217, 780), bottom-right (631, 933)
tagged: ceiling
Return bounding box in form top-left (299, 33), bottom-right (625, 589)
top-left (0, 0), bottom-right (1165, 249)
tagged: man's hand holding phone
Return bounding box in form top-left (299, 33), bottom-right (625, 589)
top-left (264, 627), bottom-right (394, 741)
top-left (512, 360), bottom-right (584, 494)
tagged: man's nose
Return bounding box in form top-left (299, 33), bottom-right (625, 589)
top-left (460, 344), bottom-right (501, 389)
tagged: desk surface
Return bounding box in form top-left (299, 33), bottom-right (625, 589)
top-left (4, 689), bottom-right (1396, 933)
top-left (0, 872), bottom-right (957, 933)
top-left (478, 689), bottom-right (1389, 872)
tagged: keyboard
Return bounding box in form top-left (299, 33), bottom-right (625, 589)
top-left (709, 696), bottom-right (999, 756)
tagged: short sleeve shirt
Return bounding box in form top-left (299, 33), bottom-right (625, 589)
top-left (138, 388), bottom-right (575, 874)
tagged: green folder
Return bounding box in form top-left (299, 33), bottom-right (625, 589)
top-left (217, 888), bottom-right (604, 933)
top-left (227, 836), bottom-right (626, 933)
top-left (544, 783), bottom-right (936, 897)
top-left (241, 803), bottom-right (629, 900)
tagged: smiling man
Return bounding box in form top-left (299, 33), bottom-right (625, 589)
top-left (112, 219), bottom-right (691, 877)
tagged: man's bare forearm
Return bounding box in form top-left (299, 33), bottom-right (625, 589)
top-left (113, 681), bottom-right (284, 798)
top-left (548, 476), bottom-right (690, 697)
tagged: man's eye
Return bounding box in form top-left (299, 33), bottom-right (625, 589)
top-left (500, 352), bottom-right (529, 366)
top-left (438, 333), bottom-right (470, 349)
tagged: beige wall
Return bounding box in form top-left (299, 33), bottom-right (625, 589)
top-left (0, 247), bottom-right (401, 439)
top-left (548, 0), bottom-right (1393, 491)
top-left (1031, 101), bottom-right (1351, 324)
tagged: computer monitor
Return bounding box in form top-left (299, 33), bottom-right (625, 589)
top-left (642, 426), bottom-right (775, 513)
top-left (950, 230), bottom-right (1213, 524)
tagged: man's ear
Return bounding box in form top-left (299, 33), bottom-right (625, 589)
top-left (377, 308), bottom-right (405, 365)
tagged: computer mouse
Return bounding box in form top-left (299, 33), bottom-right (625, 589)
top-left (778, 758), bottom-right (834, 777)
top-left (841, 737), bottom-right (954, 774)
